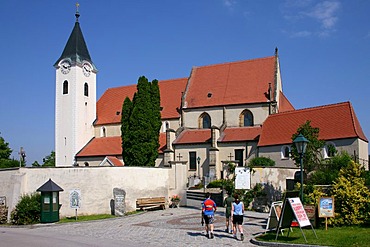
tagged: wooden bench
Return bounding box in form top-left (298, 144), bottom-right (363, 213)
top-left (136, 197), bottom-right (166, 211)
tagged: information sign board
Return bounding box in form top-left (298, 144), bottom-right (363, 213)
top-left (288, 198), bottom-right (311, 227)
top-left (318, 197), bottom-right (334, 218)
top-left (235, 167), bottom-right (250, 189)
top-left (69, 189), bottom-right (81, 209)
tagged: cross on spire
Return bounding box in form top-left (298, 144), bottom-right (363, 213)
top-left (75, 2), bottom-right (80, 21)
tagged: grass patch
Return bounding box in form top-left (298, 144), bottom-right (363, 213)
top-left (258, 226), bottom-right (370, 247)
top-left (59, 214), bottom-right (115, 223)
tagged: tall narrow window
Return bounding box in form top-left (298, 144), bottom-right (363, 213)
top-left (235, 149), bottom-right (244, 167)
top-left (63, 80), bottom-right (68, 94)
top-left (240, 110), bottom-right (254, 127)
top-left (199, 113), bottom-right (211, 129)
top-left (324, 142), bottom-right (337, 158)
top-left (101, 127), bottom-right (106, 137)
top-left (189, 152), bottom-right (196, 170)
top-left (281, 145), bottom-right (290, 159)
top-left (84, 82), bottom-right (89, 96)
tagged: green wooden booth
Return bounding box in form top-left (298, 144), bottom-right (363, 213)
top-left (36, 179), bottom-right (64, 223)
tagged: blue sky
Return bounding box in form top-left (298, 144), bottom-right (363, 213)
top-left (0, 0), bottom-right (369, 165)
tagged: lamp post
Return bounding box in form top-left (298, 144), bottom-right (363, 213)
top-left (197, 156), bottom-right (201, 178)
top-left (293, 134), bottom-right (309, 203)
top-left (19, 147), bottom-right (26, 168)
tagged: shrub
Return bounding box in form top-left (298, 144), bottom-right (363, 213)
top-left (207, 179), bottom-right (234, 193)
top-left (248, 157), bottom-right (275, 167)
top-left (329, 161), bottom-right (370, 226)
top-left (11, 193), bottom-right (41, 225)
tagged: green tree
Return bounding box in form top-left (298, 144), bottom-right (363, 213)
top-left (121, 76), bottom-right (161, 167)
top-left (0, 134), bottom-right (20, 168)
top-left (290, 121), bottom-right (325, 174)
top-left (42, 151), bottom-right (55, 167)
top-left (308, 151), bottom-right (352, 185)
top-left (0, 135), bottom-right (12, 159)
top-left (32, 161), bottom-right (41, 167)
top-left (329, 160), bottom-right (370, 226)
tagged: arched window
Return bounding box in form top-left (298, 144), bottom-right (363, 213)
top-left (199, 113), bottom-right (211, 129)
top-left (324, 142), bottom-right (336, 158)
top-left (281, 145), bottom-right (290, 159)
top-left (101, 126), bottom-right (106, 137)
top-left (84, 162), bottom-right (89, 167)
top-left (84, 83), bottom-right (89, 96)
top-left (63, 80), bottom-right (68, 94)
top-left (239, 110), bottom-right (254, 127)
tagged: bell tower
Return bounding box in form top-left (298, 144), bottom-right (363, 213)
top-left (54, 5), bottom-right (97, 166)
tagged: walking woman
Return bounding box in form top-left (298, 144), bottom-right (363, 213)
top-left (231, 194), bottom-right (244, 241)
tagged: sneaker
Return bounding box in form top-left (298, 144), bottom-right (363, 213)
top-left (233, 234), bottom-right (237, 240)
top-left (225, 228), bottom-right (228, 233)
top-left (230, 230), bottom-right (233, 234)
top-left (241, 234), bottom-right (244, 241)
top-left (210, 233), bottom-right (214, 239)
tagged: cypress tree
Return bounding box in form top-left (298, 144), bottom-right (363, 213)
top-left (121, 76), bottom-right (161, 166)
top-left (121, 96), bottom-right (133, 166)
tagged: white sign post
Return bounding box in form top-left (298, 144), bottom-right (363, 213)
top-left (235, 167), bottom-right (250, 190)
top-left (69, 189), bottom-right (81, 220)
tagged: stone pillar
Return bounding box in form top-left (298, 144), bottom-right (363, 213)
top-left (163, 129), bottom-right (176, 167)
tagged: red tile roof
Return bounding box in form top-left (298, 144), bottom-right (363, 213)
top-left (258, 102), bottom-right (368, 147)
top-left (173, 129), bottom-right (211, 145)
top-left (76, 134), bottom-right (167, 158)
top-left (184, 56), bottom-right (276, 108)
top-left (279, 91), bottom-right (295, 112)
top-left (106, 156), bottom-right (124, 167)
top-left (76, 136), bottom-right (122, 157)
top-left (96, 78), bottom-right (188, 125)
top-left (219, 126), bottom-right (262, 142)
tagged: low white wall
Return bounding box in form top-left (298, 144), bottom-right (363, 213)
top-left (251, 167), bottom-right (298, 199)
top-left (0, 167), bottom-right (170, 220)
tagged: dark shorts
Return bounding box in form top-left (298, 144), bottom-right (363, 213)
top-left (203, 214), bottom-right (215, 224)
top-left (232, 215), bottom-right (243, 225)
top-left (226, 207), bottom-right (232, 218)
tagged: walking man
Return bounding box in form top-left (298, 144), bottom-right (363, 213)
top-left (223, 191), bottom-right (234, 233)
top-left (231, 194), bottom-right (245, 241)
top-left (202, 192), bottom-right (217, 239)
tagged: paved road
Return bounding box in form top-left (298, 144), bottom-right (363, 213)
top-left (0, 207), bottom-right (269, 247)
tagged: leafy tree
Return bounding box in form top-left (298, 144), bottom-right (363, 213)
top-left (11, 193), bottom-right (41, 225)
top-left (0, 134), bottom-right (20, 168)
top-left (308, 151), bottom-right (352, 185)
top-left (121, 76), bottom-right (161, 166)
top-left (121, 96), bottom-right (134, 166)
top-left (290, 121), bottom-right (325, 174)
top-left (31, 161), bottom-right (41, 167)
top-left (42, 151), bottom-right (55, 167)
top-left (329, 161), bottom-right (370, 226)
top-left (0, 135), bottom-right (12, 159)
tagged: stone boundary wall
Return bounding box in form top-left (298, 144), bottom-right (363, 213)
top-left (0, 166), bottom-right (171, 221)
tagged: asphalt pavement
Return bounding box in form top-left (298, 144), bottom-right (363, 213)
top-left (1, 207), bottom-right (270, 247)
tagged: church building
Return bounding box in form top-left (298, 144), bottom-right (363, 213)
top-left (55, 10), bottom-right (369, 183)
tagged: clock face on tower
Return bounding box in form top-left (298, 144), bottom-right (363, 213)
top-left (60, 60), bottom-right (71, 74)
top-left (83, 63), bottom-right (92, 77)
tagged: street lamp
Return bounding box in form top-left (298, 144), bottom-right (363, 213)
top-left (19, 147), bottom-right (26, 168)
top-left (197, 156), bottom-right (201, 177)
top-left (293, 134), bottom-right (309, 203)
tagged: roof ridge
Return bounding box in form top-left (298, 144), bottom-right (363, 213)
top-left (192, 56), bottom-right (275, 70)
top-left (272, 101), bottom-right (350, 116)
top-left (105, 78), bottom-right (188, 92)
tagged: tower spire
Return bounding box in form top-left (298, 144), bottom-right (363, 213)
top-left (75, 2), bottom-right (80, 22)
